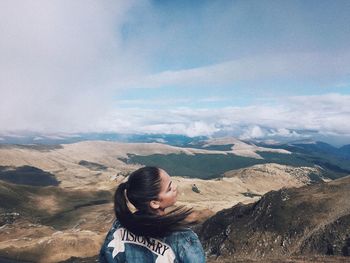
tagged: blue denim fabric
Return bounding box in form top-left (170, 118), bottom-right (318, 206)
top-left (99, 220), bottom-right (206, 263)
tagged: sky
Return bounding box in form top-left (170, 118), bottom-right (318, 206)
top-left (1, 0), bottom-right (350, 145)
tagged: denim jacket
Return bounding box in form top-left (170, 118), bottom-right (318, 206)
top-left (99, 220), bottom-right (206, 263)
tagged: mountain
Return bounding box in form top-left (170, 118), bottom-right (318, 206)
top-left (255, 140), bottom-right (350, 179)
top-left (1, 137), bottom-right (349, 180)
top-left (1, 139), bottom-right (349, 262)
top-left (0, 142), bottom-right (329, 262)
top-left (339, 144), bottom-right (350, 158)
top-left (199, 176), bottom-right (350, 261)
top-left (0, 133), bottom-right (207, 146)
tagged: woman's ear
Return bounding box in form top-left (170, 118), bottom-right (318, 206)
top-left (150, 200), bottom-right (160, 210)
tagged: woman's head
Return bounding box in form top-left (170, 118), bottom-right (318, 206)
top-left (126, 166), bottom-right (178, 214)
top-left (114, 166), bottom-right (191, 237)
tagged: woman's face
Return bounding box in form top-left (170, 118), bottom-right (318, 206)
top-left (157, 169), bottom-right (178, 210)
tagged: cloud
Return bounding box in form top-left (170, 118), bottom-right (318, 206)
top-left (123, 51), bottom-right (350, 89)
top-left (118, 98), bottom-right (191, 107)
top-left (1, 0), bottom-right (350, 139)
top-left (238, 126), bottom-right (304, 141)
top-left (142, 122), bottom-right (219, 137)
top-left (118, 96), bottom-right (228, 108)
top-left (0, 0), bottom-right (144, 133)
top-left (239, 126), bottom-right (266, 140)
top-left (268, 128), bottom-right (302, 138)
top-left (93, 94), bottom-right (350, 140)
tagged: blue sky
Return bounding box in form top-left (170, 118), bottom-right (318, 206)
top-left (1, 0), bottom-right (350, 144)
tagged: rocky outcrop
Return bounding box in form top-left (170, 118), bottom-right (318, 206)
top-left (199, 176), bottom-right (350, 260)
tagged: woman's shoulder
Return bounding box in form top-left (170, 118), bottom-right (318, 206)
top-left (166, 228), bottom-right (201, 245)
top-left (166, 229), bottom-right (205, 262)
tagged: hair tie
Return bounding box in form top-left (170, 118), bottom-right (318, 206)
top-left (124, 182), bottom-right (130, 200)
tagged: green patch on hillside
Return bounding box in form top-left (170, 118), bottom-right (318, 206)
top-left (258, 152), bottom-right (316, 167)
top-left (126, 153), bottom-right (265, 179)
top-left (201, 144), bottom-right (234, 151)
top-left (125, 152), bottom-right (349, 180)
top-left (258, 152), bottom-right (350, 179)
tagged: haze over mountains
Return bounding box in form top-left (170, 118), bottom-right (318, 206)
top-left (0, 136), bottom-right (349, 262)
top-left (1, 132), bottom-right (350, 148)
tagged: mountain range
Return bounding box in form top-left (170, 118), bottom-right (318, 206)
top-left (0, 137), bottom-right (349, 262)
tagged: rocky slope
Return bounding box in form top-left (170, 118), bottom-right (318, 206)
top-left (199, 176), bottom-right (350, 261)
top-left (224, 163), bottom-right (330, 186)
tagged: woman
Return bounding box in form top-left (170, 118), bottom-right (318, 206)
top-left (99, 166), bottom-right (206, 263)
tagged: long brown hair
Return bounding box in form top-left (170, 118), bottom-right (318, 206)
top-left (114, 166), bottom-right (193, 238)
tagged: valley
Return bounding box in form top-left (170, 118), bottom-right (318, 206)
top-left (0, 138), bottom-right (349, 262)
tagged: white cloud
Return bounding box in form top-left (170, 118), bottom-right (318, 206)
top-left (142, 122), bottom-right (219, 137)
top-left (93, 93), bottom-right (350, 139)
top-left (0, 0), bottom-right (144, 133)
top-left (268, 128), bottom-right (301, 138)
top-left (239, 126), bottom-right (266, 140)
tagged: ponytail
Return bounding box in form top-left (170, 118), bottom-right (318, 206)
top-left (114, 182), bottom-right (133, 225)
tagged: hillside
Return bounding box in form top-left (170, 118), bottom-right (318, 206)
top-left (1, 140), bottom-right (348, 187)
top-left (0, 141), bottom-right (228, 188)
top-left (0, 180), bottom-right (113, 263)
top-left (0, 162), bottom-right (325, 262)
top-left (202, 137), bottom-right (291, 159)
top-left (224, 163), bottom-right (330, 185)
top-left (0, 140), bottom-right (348, 262)
top-left (199, 176), bottom-right (350, 261)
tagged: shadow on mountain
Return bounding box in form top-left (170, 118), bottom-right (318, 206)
top-left (0, 180), bottom-right (112, 227)
top-left (0, 257), bottom-right (34, 263)
top-left (0, 166), bottom-right (60, 186)
top-left (78, 160), bottom-right (108, 171)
